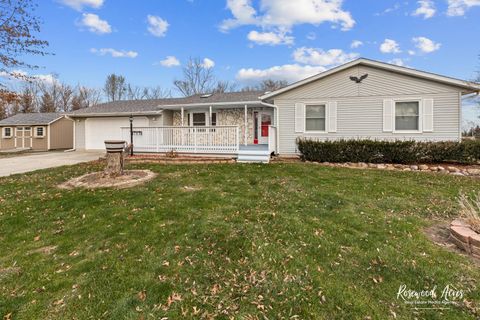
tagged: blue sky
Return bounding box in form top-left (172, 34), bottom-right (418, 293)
top-left (14, 0), bottom-right (477, 124)
top-left (16, 0), bottom-right (478, 89)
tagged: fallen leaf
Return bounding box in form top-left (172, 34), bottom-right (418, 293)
top-left (137, 290), bottom-right (146, 301)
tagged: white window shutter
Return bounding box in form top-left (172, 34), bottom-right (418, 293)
top-left (423, 99), bottom-right (434, 132)
top-left (328, 101), bottom-right (337, 133)
top-left (295, 102), bottom-right (305, 133)
top-left (383, 99), bottom-right (394, 132)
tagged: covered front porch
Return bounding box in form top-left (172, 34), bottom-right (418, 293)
top-left (122, 102), bottom-right (277, 158)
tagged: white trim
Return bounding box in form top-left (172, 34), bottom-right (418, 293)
top-left (33, 126), bottom-right (46, 138)
top-left (392, 98), bottom-right (423, 134)
top-left (304, 102), bottom-right (328, 133)
top-left (2, 127), bottom-right (13, 138)
top-left (159, 101), bottom-right (262, 108)
top-left (47, 125), bottom-right (51, 150)
top-left (244, 105), bottom-right (248, 146)
top-left (260, 58), bottom-right (480, 100)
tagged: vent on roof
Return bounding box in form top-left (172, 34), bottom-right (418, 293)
top-left (200, 93), bottom-right (213, 98)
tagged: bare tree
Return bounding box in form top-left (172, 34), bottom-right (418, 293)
top-left (18, 83), bottom-right (38, 113)
top-left (104, 74), bottom-right (127, 102)
top-left (71, 85), bottom-right (101, 110)
top-left (39, 91), bottom-right (55, 112)
top-left (0, 89), bottom-right (19, 119)
top-left (212, 80), bottom-right (237, 94)
top-left (242, 79), bottom-right (288, 92)
top-left (58, 83), bottom-right (73, 112)
top-left (173, 58), bottom-right (216, 96)
top-left (0, 0), bottom-right (49, 85)
top-left (144, 86), bottom-right (171, 99)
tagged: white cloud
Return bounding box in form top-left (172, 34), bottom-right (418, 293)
top-left (247, 30), bottom-right (294, 45)
top-left (147, 15), bottom-right (169, 37)
top-left (351, 40), bottom-right (363, 49)
top-left (158, 56), bottom-right (180, 67)
top-left (412, 36), bottom-right (441, 53)
top-left (202, 58), bottom-right (215, 68)
top-left (221, 0), bottom-right (355, 32)
top-left (236, 64), bottom-right (326, 83)
top-left (380, 39), bottom-right (401, 54)
top-left (447, 0), bottom-right (480, 16)
top-left (90, 48), bottom-right (138, 58)
top-left (389, 58), bottom-right (407, 67)
top-left (412, 0), bottom-right (436, 19)
top-left (293, 48), bottom-right (359, 66)
top-left (78, 13), bottom-right (112, 34)
top-left (408, 50), bottom-right (416, 56)
top-left (59, 0), bottom-right (103, 11)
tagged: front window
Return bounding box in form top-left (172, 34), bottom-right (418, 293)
top-left (188, 113), bottom-right (206, 126)
top-left (305, 105), bottom-right (326, 131)
top-left (395, 101), bottom-right (419, 131)
top-left (3, 127), bottom-right (12, 137)
top-left (211, 113), bottom-right (217, 126)
top-left (35, 127), bottom-right (45, 137)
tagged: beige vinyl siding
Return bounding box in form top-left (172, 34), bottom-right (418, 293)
top-left (74, 119), bottom-right (86, 150)
top-left (49, 117), bottom-right (74, 149)
top-left (0, 127), bottom-right (15, 150)
top-left (274, 65), bottom-right (463, 155)
top-left (31, 126), bottom-right (48, 151)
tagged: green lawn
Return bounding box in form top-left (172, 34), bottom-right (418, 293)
top-left (0, 162), bottom-right (479, 319)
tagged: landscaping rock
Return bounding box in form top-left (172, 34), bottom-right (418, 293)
top-left (419, 165), bottom-right (429, 170)
top-left (467, 168), bottom-right (480, 175)
top-left (410, 165), bottom-right (419, 170)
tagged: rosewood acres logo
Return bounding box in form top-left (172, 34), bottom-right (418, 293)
top-left (396, 284), bottom-right (464, 309)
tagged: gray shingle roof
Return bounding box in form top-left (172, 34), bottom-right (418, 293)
top-left (72, 91), bottom-right (265, 116)
top-left (0, 113), bottom-right (64, 126)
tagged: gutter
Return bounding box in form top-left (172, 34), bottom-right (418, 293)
top-left (159, 101), bottom-right (262, 108)
top-left (68, 111), bottom-right (163, 118)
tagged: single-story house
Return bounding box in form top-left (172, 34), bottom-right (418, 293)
top-left (69, 58), bottom-right (480, 162)
top-left (0, 113), bottom-right (74, 151)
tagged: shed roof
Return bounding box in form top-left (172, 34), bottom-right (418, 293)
top-left (0, 113), bottom-right (65, 126)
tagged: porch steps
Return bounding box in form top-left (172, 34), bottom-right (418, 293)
top-left (236, 149), bottom-right (271, 163)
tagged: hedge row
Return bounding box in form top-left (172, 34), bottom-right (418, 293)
top-left (297, 139), bottom-right (480, 164)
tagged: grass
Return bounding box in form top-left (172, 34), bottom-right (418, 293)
top-left (0, 162), bottom-right (479, 319)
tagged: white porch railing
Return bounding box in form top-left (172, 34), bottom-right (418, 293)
top-left (268, 125), bottom-right (277, 154)
top-left (121, 126), bottom-right (240, 154)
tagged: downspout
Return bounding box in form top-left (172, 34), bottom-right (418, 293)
top-left (261, 101), bottom-right (279, 155)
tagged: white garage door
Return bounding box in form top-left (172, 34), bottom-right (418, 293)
top-left (85, 117), bottom-right (149, 150)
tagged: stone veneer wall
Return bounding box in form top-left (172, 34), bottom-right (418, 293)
top-left (172, 108), bottom-right (255, 145)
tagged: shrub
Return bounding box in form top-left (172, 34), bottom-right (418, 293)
top-left (459, 193), bottom-right (480, 234)
top-left (296, 138), bottom-right (480, 164)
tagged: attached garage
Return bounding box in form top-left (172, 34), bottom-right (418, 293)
top-left (84, 116), bottom-right (149, 150)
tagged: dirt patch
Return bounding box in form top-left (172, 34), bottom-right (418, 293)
top-left (58, 170), bottom-right (157, 190)
top-left (425, 221), bottom-right (480, 267)
top-left (28, 245), bottom-right (58, 255)
top-left (0, 267), bottom-right (21, 280)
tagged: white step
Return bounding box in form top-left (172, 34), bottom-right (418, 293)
top-left (237, 153), bottom-right (270, 163)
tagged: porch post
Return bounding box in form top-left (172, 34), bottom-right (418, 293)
top-left (244, 104), bottom-right (248, 146)
top-left (209, 105), bottom-right (212, 125)
top-left (180, 107), bottom-right (185, 126)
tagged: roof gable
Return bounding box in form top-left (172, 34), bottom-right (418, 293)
top-left (260, 58), bottom-right (480, 100)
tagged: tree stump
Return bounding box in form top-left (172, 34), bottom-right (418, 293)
top-left (105, 152), bottom-right (124, 176)
top-left (104, 140), bottom-right (127, 177)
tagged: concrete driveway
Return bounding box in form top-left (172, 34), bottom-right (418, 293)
top-left (0, 151), bottom-right (104, 177)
